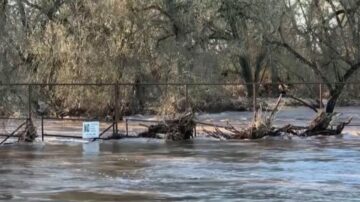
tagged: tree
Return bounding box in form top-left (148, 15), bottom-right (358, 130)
top-left (200, 0), bottom-right (282, 97)
top-left (272, 0), bottom-right (360, 113)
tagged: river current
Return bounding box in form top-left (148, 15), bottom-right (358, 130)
top-left (1, 107), bottom-right (360, 201)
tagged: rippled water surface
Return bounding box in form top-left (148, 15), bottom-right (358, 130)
top-left (1, 108), bottom-right (360, 201)
top-left (1, 136), bottom-right (360, 202)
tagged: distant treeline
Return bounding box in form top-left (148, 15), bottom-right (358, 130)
top-left (0, 0), bottom-right (360, 117)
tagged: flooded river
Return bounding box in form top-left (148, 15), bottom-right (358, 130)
top-left (1, 108), bottom-right (360, 201)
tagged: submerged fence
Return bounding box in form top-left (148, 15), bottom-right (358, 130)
top-left (0, 82), bottom-right (360, 141)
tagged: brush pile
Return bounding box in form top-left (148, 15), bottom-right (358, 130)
top-left (18, 120), bottom-right (38, 142)
top-left (0, 119), bottom-right (38, 146)
top-left (205, 94), bottom-right (352, 139)
top-left (138, 113), bottom-right (196, 140)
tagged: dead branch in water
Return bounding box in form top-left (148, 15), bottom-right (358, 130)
top-left (0, 122), bottom-right (27, 145)
top-left (205, 94), bottom-right (352, 140)
top-left (18, 119), bottom-right (38, 142)
top-left (0, 119), bottom-right (38, 145)
top-left (138, 112), bottom-right (196, 141)
top-left (286, 94), bottom-right (318, 113)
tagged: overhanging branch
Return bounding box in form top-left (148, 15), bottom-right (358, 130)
top-left (343, 62), bottom-right (360, 82)
top-left (267, 39), bottom-right (333, 91)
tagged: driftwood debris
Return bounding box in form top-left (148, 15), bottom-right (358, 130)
top-left (0, 119), bottom-right (38, 145)
top-left (18, 120), bottom-right (38, 142)
top-left (205, 94), bottom-right (352, 140)
top-left (138, 113), bottom-right (196, 141)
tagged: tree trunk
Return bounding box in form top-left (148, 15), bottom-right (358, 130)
top-left (326, 83), bottom-right (346, 113)
top-left (0, 0), bottom-right (6, 29)
top-left (326, 96), bottom-right (338, 114)
top-left (17, 0), bottom-right (27, 30)
top-left (270, 63), bottom-right (279, 97)
top-left (132, 76), bottom-right (145, 113)
top-left (239, 56), bottom-right (253, 98)
top-left (0, 0), bottom-right (8, 79)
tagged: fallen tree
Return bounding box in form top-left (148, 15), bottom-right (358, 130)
top-left (138, 113), bottom-right (196, 141)
top-left (205, 94), bottom-right (352, 140)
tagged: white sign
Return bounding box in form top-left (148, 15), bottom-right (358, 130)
top-left (82, 121), bottom-right (100, 139)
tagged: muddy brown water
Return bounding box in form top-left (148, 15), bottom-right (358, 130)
top-left (1, 107), bottom-right (360, 201)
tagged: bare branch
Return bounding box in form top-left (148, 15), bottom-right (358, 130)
top-left (286, 94), bottom-right (318, 113)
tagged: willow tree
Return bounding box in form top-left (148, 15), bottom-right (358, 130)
top-left (272, 0), bottom-right (360, 113)
top-left (129, 0), bottom-right (222, 113)
top-left (129, 0), bottom-right (205, 82)
top-left (200, 0), bottom-right (282, 97)
top-left (0, 0), bottom-right (41, 115)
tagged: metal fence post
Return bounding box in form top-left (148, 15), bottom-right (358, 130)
top-left (126, 119), bottom-right (129, 136)
top-left (194, 123), bottom-right (197, 137)
top-left (114, 82), bottom-right (119, 135)
top-left (253, 83), bottom-right (257, 120)
top-left (28, 85), bottom-right (32, 120)
top-left (41, 115), bottom-right (44, 142)
top-left (319, 83), bottom-right (323, 109)
top-left (185, 84), bottom-right (189, 109)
